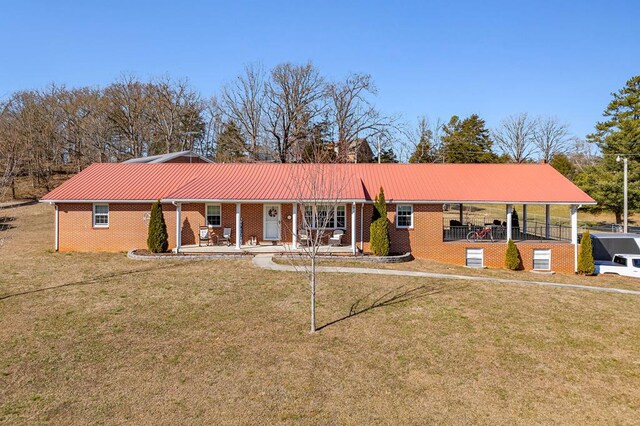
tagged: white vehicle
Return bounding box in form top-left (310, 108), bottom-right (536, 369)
top-left (595, 254), bottom-right (640, 278)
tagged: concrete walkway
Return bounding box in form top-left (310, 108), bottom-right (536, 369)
top-left (252, 255), bottom-right (640, 296)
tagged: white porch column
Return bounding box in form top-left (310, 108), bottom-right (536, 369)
top-left (175, 202), bottom-right (182, 253)
top-left (235, 203), bottom-right (241, 249)
top-left (522, 205), bottom-right (528, 235)
top-left (506, 204), bottom-right (513, 241)
top-left (545, 204), bottom-right (551, 239)
top-left (571, 204), bottom-right (579, 272)
top-left (292, 202), bottom-right (298, 250)
top-left (351, 202), bottom-right (357, 254)
top-left (54, 204), bottom-right (59, 252)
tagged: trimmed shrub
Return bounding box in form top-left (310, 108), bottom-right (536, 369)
top-left (370, 187), bottom-right (390, 256)
top-left (577, 230), bottom-right (595, 275)
top-left (147, 201), bottom-right (169, 253)
top-left (505, 239), bottom-right (521, 270)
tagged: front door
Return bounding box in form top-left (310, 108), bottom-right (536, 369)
top-left (263, 204), bottom-right (281, 241)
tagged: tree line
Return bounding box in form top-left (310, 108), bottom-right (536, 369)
top-left (0, 64), bottom-right (637, 222)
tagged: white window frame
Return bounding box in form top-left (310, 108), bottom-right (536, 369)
top-left (92, 203), bottom-right (109, 228)
top-left (396, 204), bottom-right (413, 229)
top-left (205, 203), bottom-right (222, 227)
top-left (533, 249), bottom-right (552, 271)
top-left (466, 248), bottom-right (484, 268)
top-left (302, 204), bottom-right (346, 229)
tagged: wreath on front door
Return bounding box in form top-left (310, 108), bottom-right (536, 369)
top-left (268, 207), bottom-right (278, 218)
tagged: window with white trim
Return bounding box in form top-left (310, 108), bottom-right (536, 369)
top-left (302, 204), bottom-right (346, 229)
top-left (206, 204), bottom-right (221, 227)
top-left (335, 205), bottom-right (346, 228)
top-left (533, 249), bottom-right (551, 270)
top-left (396, 204), bottom-right (413, 228)
top-left (466, 248), bottom-right (484, 268)
top-left (93, 204), bottom-right (109, 227)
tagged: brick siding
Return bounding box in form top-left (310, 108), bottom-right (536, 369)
top-left (56, 201), bottom-right (577, 272)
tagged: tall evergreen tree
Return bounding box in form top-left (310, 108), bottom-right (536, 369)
top-left (147, 201), bottom-right (168, 253)
top-left (577, 231), bottom-right (595, 275)
top-left (215, 120), bottom-right (246, 162)
top-left (370, 187), bottom-right (390, 256)
top-left (441, 114), bottom-right (498, 163)
top-left (409, 128), bottom-right (434, 163)
top-left (550, 153), bottom-right (577, 180)
top-left (378, 147), bottom-right (398, 163)
top-left (576, 76), bottom-right (640, 223)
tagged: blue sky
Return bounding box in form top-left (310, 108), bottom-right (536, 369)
top-left (1, 0), bottom-right (638, 140)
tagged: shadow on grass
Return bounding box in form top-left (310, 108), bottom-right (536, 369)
top-left (0, 262), bottom-right (189, 301)
top-left (318, 283), bottom-right (468, 330)
top-left (0, 216), bottom-right (16, 232)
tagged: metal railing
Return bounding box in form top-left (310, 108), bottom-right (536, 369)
top-left (443, 219), bottom-right (571, 242)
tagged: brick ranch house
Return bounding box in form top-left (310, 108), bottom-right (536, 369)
top-left (40, 163), bottom-right (595, 273)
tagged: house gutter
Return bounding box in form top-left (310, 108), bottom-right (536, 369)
top-left (360, 202), bottom-right (364, 255)
top-left (48, 202), bottom-right (59, 252)
top-left (172, 201), bottom-right (182, 253)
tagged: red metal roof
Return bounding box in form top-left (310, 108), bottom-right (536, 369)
top-left (41, 163), bottom-right (596, 204)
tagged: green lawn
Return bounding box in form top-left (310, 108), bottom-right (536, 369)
top-left (1, 204), bottom-right (639, 424)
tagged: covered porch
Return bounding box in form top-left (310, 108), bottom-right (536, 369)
top-left (179, 242), bottom-right (356, 255)
top-left (442, 203), bottom-right (580, 243)
top-left (171, 201), bottom-right (362, 255)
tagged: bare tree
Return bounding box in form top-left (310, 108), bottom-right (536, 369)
top-left (534, 116), bottom-right (570, 162)
top-left (492, 113), bottom-right (537, 163)
top-left (568, 137), bottom-right (599, 171)
top-left (104, 74), bottom-right (151, 158)
top-left (220, 63), bottom-right (266, 160)
top-left (326, 73), bottom-right (396, 161)
top-left (58, 87), bottom-right (114, 168)
top-left (195, 97), bottom-right (224, 159)
top-left (286, 145), bottom-right (351, 332)
top-left (264, 62), bottom-right (326, 163)
top-left (0, 97), bottom-right (22, 199)
top-left (146, 76), bottom-right (204, 155)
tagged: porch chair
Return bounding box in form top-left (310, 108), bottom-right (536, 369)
top-left (198, 226), bottom-right (211, 247)
top-left (328, 229), bottom-right (344, 246)
top-left (298, 229), bottom-right (311, 246)
top-left (219, 227), bottom-right (232, 246)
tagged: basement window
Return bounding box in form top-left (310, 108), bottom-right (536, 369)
top-left (93, 204), bottom-right (109, 228)
top-left (533, 249), bottom-right (551, 271)
top-left (466, 248), bottom-right (484, 268)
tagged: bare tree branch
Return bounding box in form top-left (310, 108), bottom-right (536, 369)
top-left (220, 63), bottom-right (266, 160)
top-left (492, 113), bottom-right (537, 163)
top-left (533, 116), bottom-right (570, 162)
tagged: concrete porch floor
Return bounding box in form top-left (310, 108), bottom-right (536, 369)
top-left (179, 243), bottom-right (355, 255)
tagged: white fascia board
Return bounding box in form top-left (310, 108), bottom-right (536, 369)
top-left (39, 199), bottom-right (160, 204)
top-left (161, 198), bottom-right (367, 203)
top-left (385, 200), bottom-right (597, 205)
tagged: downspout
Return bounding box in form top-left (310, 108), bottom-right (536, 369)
top-left (51, 202), bottom-right (59, 252)
top-left (172, 201), bottom-right (181, 253)
top-left (360, 202), bottom-right (364, 255)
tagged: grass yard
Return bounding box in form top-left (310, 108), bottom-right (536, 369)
top-left (273, 255), bottom-right (640, 292)
top-left (1, 204), bottom-right (640, 424)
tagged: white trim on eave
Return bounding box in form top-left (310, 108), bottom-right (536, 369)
top-left (40, 198), bottom-right (597, 206)
top-left (40, 199), bottom-right (160, 204)
top-left (161, 198), bottom-right (367, 204)
top-left (384, 200), bottom-right (597, 205)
